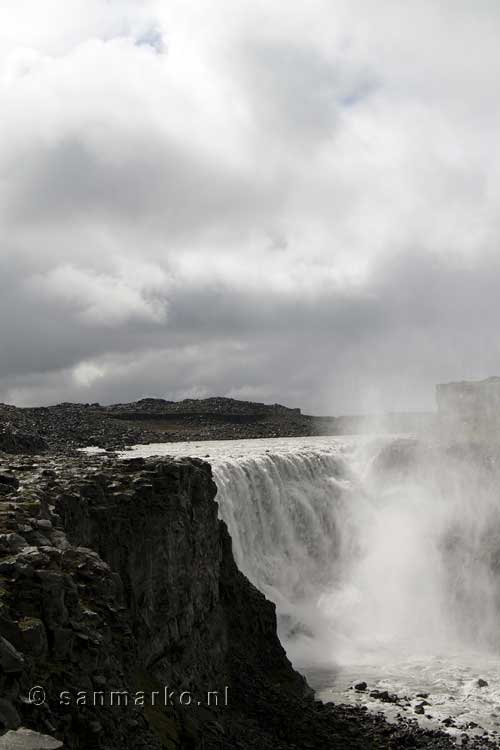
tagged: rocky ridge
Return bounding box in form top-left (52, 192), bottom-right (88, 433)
top-left (0, 398), bottom-right (435, 454)
top-left (0, 399), bottom-right (313, 452)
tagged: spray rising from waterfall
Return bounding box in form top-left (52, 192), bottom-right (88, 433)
top-left (211, 438), bottom-right (500, 669)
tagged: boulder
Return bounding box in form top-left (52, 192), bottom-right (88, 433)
top-left (354, 681), bottom-right (367, 691)
top-left (0, 728), bottom-right (62, 749)
top-left (369, 689), bottom-right (398, 703)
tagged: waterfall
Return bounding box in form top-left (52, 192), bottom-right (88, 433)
top-left (123, 435), bottom-right (500, 735)
top-left (213, 448), bottom-right (358, 635)
top-left (122, 435), bottom-right (500, 664)
top-left (210, 438), bottom-right (500, 668)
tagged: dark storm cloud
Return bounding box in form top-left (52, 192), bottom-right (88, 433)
top-left (2, 1), bottom-right (500, 412)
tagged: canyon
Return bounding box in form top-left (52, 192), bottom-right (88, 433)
top-left (0, 388), bottom-right (498, 748)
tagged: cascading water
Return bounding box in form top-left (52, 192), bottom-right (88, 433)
top-left (212, 439), bottom-right (500, 664)
top-left (122, 435), bottom-right (500, 741)
top-left (212, 447), bottom-right (362, 658)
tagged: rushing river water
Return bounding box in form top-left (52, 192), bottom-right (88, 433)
top-left (107, 435), bottom-right (500, 744)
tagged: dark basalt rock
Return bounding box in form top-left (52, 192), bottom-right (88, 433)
top-left (0, 636), bottom-right (25, 673)
top-left (369, 689), bottom-right (399, 703)
top-left (0, 473), bottom-right (20, 488)
top-left (0, 424), bottom-right (48, 455)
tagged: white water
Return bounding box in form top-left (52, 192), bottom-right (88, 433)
top-left (117, 435), bottom-right (500, 743)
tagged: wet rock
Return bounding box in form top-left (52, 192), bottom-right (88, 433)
top-left (476, 678), bottom-right (489, 688)
top-left (354, 681), bottom-right (367, 691)
top-left (369, 689), bottom-right (398, 703)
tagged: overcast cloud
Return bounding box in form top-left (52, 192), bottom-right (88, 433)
top-left (1, 0), bottom-right (500, 414)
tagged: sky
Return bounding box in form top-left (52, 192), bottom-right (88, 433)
top-left (1, 0), bottom-right (500, 414)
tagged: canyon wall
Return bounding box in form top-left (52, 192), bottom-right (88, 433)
top-left (0, 453), bottom-right (309, 749)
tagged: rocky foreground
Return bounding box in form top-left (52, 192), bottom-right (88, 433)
top-left (0, 446), bottom-right (493, 750)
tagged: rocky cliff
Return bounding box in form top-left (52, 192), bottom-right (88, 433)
top-left (0, 452), bottom-right (310, 749)
top-left (0, 452), bottom-right (461, 749)
top-left (436, 376), bottom-right (500, 443)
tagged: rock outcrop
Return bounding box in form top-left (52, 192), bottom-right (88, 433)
top-left (0, 423), bottom-right (47, 454)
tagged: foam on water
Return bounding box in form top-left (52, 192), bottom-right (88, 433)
top-left (120, 435), bottom-right (500, 742)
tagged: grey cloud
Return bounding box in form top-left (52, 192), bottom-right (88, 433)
top-left (3, 247), bottom-right (500, 413)
top-left (237, 39), bottom-right (377, 147)
top-left (6, 133), bottom-right (278, 240)
top-left (1, 1), bottom-right (500, 413)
